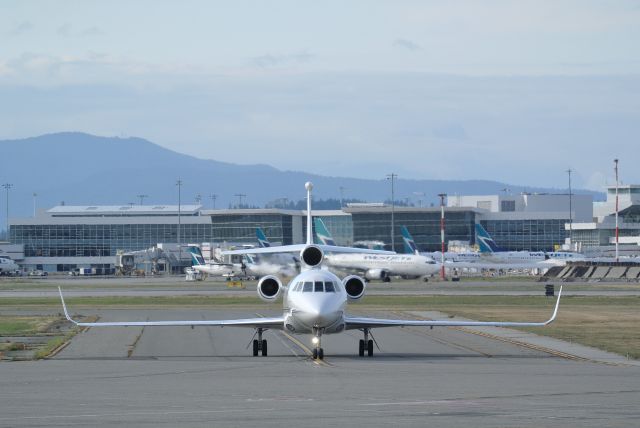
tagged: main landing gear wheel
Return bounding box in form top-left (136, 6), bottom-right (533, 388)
top-left (359, 328), bottom-right (374, 357)
top-left (252, 329), bottom-right (267, 357)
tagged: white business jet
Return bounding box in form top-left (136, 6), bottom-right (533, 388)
top-left (58, 182), bottom-right (562, 360)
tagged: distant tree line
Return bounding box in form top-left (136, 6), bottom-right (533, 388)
top-left (263, 198), bottom-right (422, 210)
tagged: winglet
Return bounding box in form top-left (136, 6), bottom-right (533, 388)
top-left (58, 286), bottom-right (78, 325)
top-left (545, 286), bottom-right (562, 325)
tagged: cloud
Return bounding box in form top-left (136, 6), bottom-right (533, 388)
top-left (249, 51), bottom-right (314, 68)
top-left (393, 38), bottom-right (421, 52)
top-left (8, 21), bottom-right (33, 36)
top-left (57, 23), bottom-right (72, 36)
top-left (0, 51), bottom-right (205, 85)
top-left (57, 24), bottom-right (104, 37)
top-left (81, 26), bottom-right (104, 36)
top-left (584, 171), bottom-right (608, 191)
top-left (432, 124), bottom-right (467, 140)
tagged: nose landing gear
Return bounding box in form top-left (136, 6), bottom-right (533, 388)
top-left (312, 328), bottom-right (324, 360)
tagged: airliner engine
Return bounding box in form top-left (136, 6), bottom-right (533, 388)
top-left (342, 275), bottom-right (366, 300)
top-left (364, 268), bottom-right (391, 282)
top-left (257, 275), bottom-right (283, 302)
top-left (300, 245), bottom-right (324, 267)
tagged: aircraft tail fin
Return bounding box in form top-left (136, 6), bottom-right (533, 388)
top-left (400, 226), bottom-right (420, 255)
top-left (256, 228), bottom-right (271, 248)
top-left (314, 218), bottom-right (336, 246)
top-left (187, 246), bottom-right (206, 266)
top-left (475, 223), bottom-right (501, 253)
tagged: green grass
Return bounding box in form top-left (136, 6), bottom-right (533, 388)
top-left (0, 295), bottom-right (267, 307)
top-left (34, 335), bottom-right (68, 359)
top-left (0, 316), bottom-right (57, 335)
top-left (1, 294), bottom-right (638, 308)
top-left (1, 294), bottom-right (638, 360)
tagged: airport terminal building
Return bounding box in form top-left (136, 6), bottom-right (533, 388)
top-left (448, 193), bottom-right (593, 251)
top-left (570, 185), bottom-right (640, 256)
top-left (6, 191), bottom-right (595, 273)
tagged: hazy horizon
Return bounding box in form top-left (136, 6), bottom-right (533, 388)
top-left (2, 1), bottom-right (639, 190)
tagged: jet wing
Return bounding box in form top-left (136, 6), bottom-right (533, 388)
top-left (345, 287), bottom-right (561, 330)
top-left (222, 244), bottom-right (395, 256)
top-left (58, 287), bottom-right (284, 329)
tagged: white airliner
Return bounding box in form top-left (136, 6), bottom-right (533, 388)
top-left (0, 256), bottom-right (19, 275)
top-left (58, 182), bottom-right (562, 360)
top-left (473, 224), bottom-right (570, 268)
top-left (187, 246), bottom-right (242, 278)
top-left (316, 218), bottom-right (440, 282)
top-left (249, 228), bottom-right (299, 277)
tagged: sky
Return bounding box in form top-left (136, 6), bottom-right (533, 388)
top-left (1, 0), bottom-right (639, 190)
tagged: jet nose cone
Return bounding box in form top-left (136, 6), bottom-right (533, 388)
top-left (297, 305), bottom-right (341, 328)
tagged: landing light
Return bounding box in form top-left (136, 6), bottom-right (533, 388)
top-left (311, 337), bottom-right (319, 345)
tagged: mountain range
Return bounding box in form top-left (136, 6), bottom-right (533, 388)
top-left (0, 133), bottom-right (602, 225)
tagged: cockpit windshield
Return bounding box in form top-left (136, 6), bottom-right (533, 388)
top-left (293, 280), bottom-right (338, 293)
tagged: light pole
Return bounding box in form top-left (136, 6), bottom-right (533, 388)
top-left (438, 193), bottom-right (447, 280)
top-left (234, 193), bottom-right (246, 209)
top-left (614, 159), bottom-right (620, 262)
top-left (386, 173), bottom-right (397, 251)
top-left (195, 193), bottom-right (202, 204)
top-left (339, 186), bottom-right (346, 208)
top-left (176, 179), bottom-right (183, 272)
top-left (209, 194), bottom-right (217, 209)
top-left (567, 169), bottom-right (573, 250)
top-left (32, 192), bottom-right (37, 217)
top-left (137, 194), bottom-right (148, 206)
top-left (2, 183), bottom-right (12, 236)
top-left (413, 191), bottom-right (425, 208)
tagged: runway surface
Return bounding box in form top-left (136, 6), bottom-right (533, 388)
top-left (1, 308), bottom-right (639, 427)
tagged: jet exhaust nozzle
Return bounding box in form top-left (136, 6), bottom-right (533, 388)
top-left (257, 275), bottom-right (283, 302)
top-left (300, 245), bottom-right (324, 267)
top-left (343, 275), bottom-right (366, 300)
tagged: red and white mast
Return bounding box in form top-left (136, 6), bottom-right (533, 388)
top-left (614, 159), bottom-right (619, 262)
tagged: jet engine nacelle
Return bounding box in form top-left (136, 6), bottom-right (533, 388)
top-left (342, 275), bottom-right (366, 301)
top-left (364, 268), bottom-right (390, 281)
top-left (257, 275), bottom-right (283, 302)
top-left (300, 245), bottom-right (324, 267)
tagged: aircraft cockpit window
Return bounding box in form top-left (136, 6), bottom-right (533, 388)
top-left (324, 282), bottom-right (335, 292)
top-left (303, 282), bottom-right (313, 292)
top-left (314, 281), bottom-right (324, 292)
top-left (294, 282), bottom-right (303, 292)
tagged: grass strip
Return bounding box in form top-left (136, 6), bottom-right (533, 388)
top-left (0, 316), bottom-right (59, 335)
top-left (1, 294), bottom-right (638, 308)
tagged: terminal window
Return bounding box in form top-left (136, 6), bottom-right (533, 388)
top-left (501, 200), bottom-right (516, 212)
